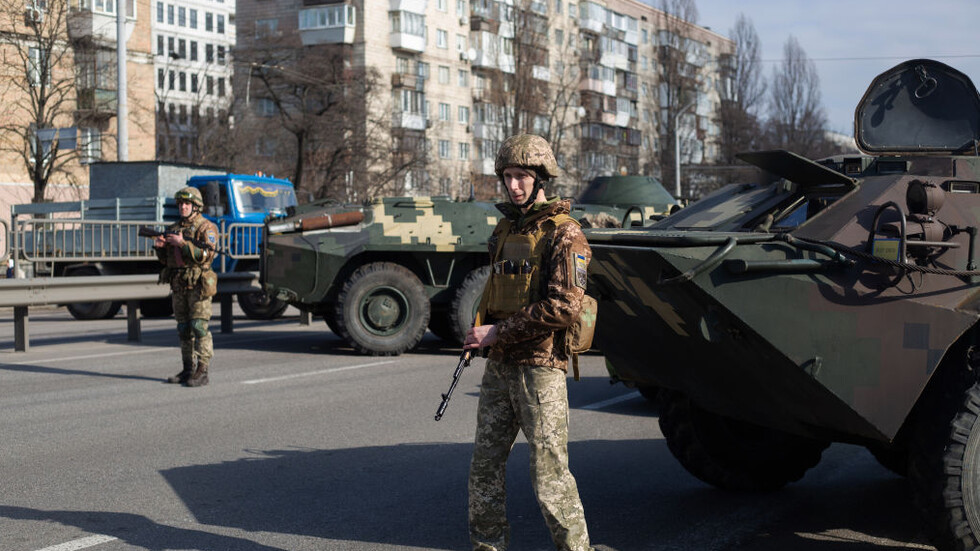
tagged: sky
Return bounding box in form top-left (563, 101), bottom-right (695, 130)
top-left (689, 0), bottom-right (980, 136)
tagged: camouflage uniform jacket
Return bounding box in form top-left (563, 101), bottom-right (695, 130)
top-left (486, 198), bottom-right (591, 370)
top-left (155, 213), bottom-right (219, 291)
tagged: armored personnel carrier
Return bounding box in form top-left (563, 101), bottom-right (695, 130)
top-left (585, 59), bottom-right (980, 550)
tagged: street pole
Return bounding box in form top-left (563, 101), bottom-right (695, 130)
top-left (674, 100), bottom-right (695, 199)
top-left (116, 0), bottom-right (128, 161)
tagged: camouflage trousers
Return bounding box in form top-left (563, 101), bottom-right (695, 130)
top-left (469, 360), bottom-right (592, 551)
top-left (172, 286), bottom-right (213, 367)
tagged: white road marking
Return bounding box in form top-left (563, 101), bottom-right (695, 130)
top-left (581, 391), bottom-right (641, 410)
top-left (241, 360), bottom-right (398, 384)
top-left (34, 534), bottom-right (118, 551)
top-left (8, 334), bottom-right (295, 365)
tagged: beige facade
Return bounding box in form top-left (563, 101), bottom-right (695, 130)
top-left (0, 0), bottom-right (157, 229)
top-left (234, 0), bottom-right (733, 201)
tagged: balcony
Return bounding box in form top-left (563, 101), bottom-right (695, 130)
top-left (392, 110), bottom-right (426, 131)
top-left (298, 4), bottom-right (356, 46)
top-left (76, 88), bottom-right (117, 116)
top-left (391, 73), bottom-right (424, 90)
top-left (390, 32), bottom-right (425, 52)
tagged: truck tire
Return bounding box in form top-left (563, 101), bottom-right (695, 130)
top-left (658, 389), bottom-right (828, 492)
top-left (238, 291), bottom-right (289, 320)
top-left (909, 381), bottom-right (980, 551)
top-left (64, 266), bottom-right (121, 320)
top-left (333, 262), bottom-right (430, 355)
top-left (446, 265), bottom-right (490, 344)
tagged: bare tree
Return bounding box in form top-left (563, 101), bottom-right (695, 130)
top-left (651, 0), bottom-right (700, 198)
top-left (765, 36), bottom-right (830, 157)
top-left (716, 14), bottom-right (766, 182)
top-left (0, 0), bottom-right (82, 202)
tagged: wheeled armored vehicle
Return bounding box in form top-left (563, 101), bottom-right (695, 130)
top-left (585, 59), bottom-right (980, 550)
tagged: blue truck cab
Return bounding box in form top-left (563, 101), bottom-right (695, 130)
top-left (188, 174), bottom-right (298, 273)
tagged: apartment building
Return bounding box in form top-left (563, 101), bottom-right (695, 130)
top-left (234, 0), bottom-right (733, 201)
top-left (151, 0), bottom-right (235, 163)
top-left (0, 0), bottom-right (156, 225)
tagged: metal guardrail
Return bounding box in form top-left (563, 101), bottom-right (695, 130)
top-left (14, 218), bottom-right (160, 263)
top-left (1, 272), bottom-right (261, 352)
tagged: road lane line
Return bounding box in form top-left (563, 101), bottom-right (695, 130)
top-left (241, 360), bottom-right (398, 384)
top-left (9, 334), bottom-right (298, 365)
top-left (581, 391), bottom-right (641, 410)
top-left (35, 534), bottom-right (118, 551)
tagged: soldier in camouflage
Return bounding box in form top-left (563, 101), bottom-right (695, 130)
top-left (154, 186), bottom-right (219, 387)
top-left (464, 134), bottom-right (595, 551)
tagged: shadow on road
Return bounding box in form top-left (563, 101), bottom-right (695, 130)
top-left (0, 506), bottom-right (287, 551)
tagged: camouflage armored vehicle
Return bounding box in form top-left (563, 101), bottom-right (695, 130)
top-left (585, 59), bottom-right (980, 550)
top-left (261, 175), bottom-right (677, 356)
top-left (573, 175), bottom-right (680, 228)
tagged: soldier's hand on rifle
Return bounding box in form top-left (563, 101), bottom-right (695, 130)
top-left (153, 235), bottom-right (167, 248)
top-left (464, 324), bottom-right (498, 350)
top-left (164, 233), bottom-right (185, 247)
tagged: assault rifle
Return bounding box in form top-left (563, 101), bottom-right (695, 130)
top-left (434, 349), bottom-right (472, 421)
top-left (138, 226), bottom-right (228, 257)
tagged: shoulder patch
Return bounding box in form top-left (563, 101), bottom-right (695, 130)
top-left (574, 253), bottom-right (587, 289)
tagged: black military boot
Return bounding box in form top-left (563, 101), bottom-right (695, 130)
top-left (185, 362), bottom-right (209, 387)
top-left (167, 362), bottom-right (193, 384)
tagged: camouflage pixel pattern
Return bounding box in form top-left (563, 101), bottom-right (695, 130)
top-left (262, 196), bottom-right (501, 309)
top-left (469, 359), bottom-right (591, 551)
top-left (585, 59), bottom-right (980, 444)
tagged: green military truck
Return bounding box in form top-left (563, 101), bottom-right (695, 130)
top-left (261, 176), bottom-right (678, 356)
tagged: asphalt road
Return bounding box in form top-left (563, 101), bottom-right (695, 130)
top-left (0, 306), bottom-right (937, 551)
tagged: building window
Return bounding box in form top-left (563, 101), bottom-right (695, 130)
top-left (256, 18), bottom-right (278, 38)
top-left (456, 0), bottom-right (465, 15)
top-left (458, 105), bottom-right (470, 123)
top-left (167, 36), bottom-right (174, 55)
top-left (178, 71), bottom-right (186, 92)
top-left (205, 12), bottom-right (212, 31)
top-left (157, 68), bottom-right (164, 89)
top-left (437, 0), bottom-right (447, 11)
top-left (217, 14), bottom-right (225, 33)
top-left (438, 102), bottom-right (450, 121)
top-left (94, 0), bottom-right (136, 17)
top-left (436, 29), bottom-right (447, 48)
top-left (156, 1), bottom-right (163, 22)
top-left (439, 139), bottom-right (451, 159)
top-left (189, 8), bottom-right (197, 29)
top-left (178, 38), bottom-right (186, 59)
top-left (205, 44), bottom-right (213, 62)
top-left (168, 70), bottom-right (175, 90)
top-left (258, 98), bottom-right (277, 117)
top-left (459, 142), bottom-right (470, 160)
top-left (178, 6), bottom-right (185, 26)
top-left (217, 78), bottom-right (225, 97)
top-left (189, 41), bottom-right (197, 61)
top-left (301, 5), bottom-right (357, 30)
top-left (438, 65), bottom-right (449, 84)
top-left (167, 3), bottom-right (174, 24)
top-left (217, 45), bottom-right (225, 65)
top-left (156, 35), bottom-right (164, 56)
top-left (79, 128), bottom-right (102, 164)
top-left (206, 76), bottom-right (214, 95)
top-left (458, 69), bottom-right (469, 86)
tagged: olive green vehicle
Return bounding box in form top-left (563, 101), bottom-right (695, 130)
top-left (585, 59), bottom-right (980, 550)
top-left (260, 174), bottom-right (675, 356)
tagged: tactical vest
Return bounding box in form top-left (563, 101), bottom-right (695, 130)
top-left (160, 215), bottom-right (217, 297)
top-left (478, 213), bottom-right (597, 377)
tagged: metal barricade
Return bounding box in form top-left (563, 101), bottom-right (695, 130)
top-left (219, 221), bottom-right (263, 272)
top-left (14, 218), bottom-right (162, 263)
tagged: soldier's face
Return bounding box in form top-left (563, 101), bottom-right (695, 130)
top-left (503, 167), bottom-right (538, 206)
top-left (177, 200), bottom-right (194, 218)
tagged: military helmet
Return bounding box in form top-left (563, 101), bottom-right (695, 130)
top-left (494, 134), bottom-right (560, 180)
top-left (175, 186), bottom-right (204, 208)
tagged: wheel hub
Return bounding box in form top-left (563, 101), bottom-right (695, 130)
top-left (360, 286), bottom-right (409, 336)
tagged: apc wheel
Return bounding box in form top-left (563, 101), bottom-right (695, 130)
top-left (65, 266), bottom-right (121, 320)
top-left (909, 382), bottom-right (980, 551)
top-left (658, 389), bottom-right (829, 492)
top-left (446, 265), bottom-right (490, 344)
top-left (428, 310), bottom-right (457, 343)
top-left (238, 291), bottom-right (289, 320)
top-left (333, 262), bottom-right (430, 356)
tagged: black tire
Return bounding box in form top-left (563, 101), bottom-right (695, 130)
top-left (638, 385), bottom-right (660, 403)
top-left (428, 309), bottom-right (457, 343)
top-left (333, 262), bottom-right (430, 355)
top-left (140, 297), bottom-right (174, 318)
top-left (446, 265), bottom-right (490, 344)
top-left (909, 381), bottom-right (980, 551)
top-left (322, 301), bottom-right (341, 335)
top-left (238, 291), bottom-right (289, 320)
top-left (658, 389), bottom-right (829, 492)
top-left (65, 266), bottom-right (121, 320)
